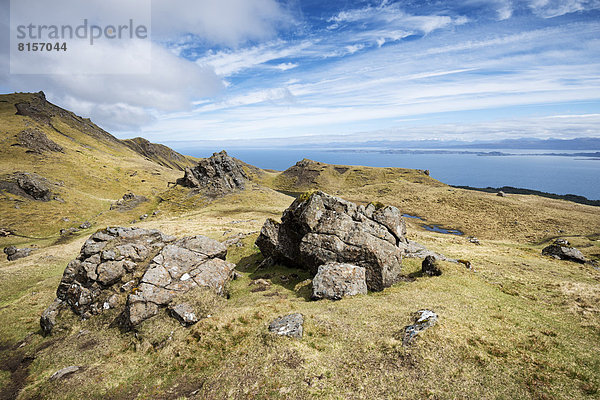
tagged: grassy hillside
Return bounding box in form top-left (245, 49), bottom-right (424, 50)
top-left (0, 92), bottom-right (195, 240)
top-left (1, 99), bottom-right (600, 399)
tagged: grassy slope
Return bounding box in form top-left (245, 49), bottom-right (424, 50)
top-left (0, 93), bottom-right (187, 241)
top-left (1, 131), bottom-right (600, 398)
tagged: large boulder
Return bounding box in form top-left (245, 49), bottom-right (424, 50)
top-left (542, 239), bottom-right (587, 264)
top-left (256, 191), bottom-right (407, 291)
top-left (177, 150), bottom-right (248, 196)
top-left (40, 227), bottom-right (236, 334)
top-left (312, 262), bottom-right (367, 300)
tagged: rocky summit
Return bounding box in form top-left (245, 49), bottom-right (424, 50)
top-left (40, 227), bottom-right (235, 334)
top-left (177, 150), bottom-right (248, 196)
top-left (256, 191), bottom-right (408, 291)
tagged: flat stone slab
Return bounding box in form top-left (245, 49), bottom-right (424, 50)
top-left (269, 313), bottom-right (304, 338)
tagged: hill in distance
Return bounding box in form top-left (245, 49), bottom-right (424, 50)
top-left (1, 92), bottom-right (600, 399)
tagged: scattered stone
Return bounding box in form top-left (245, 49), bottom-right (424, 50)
top-left (421, 256), bottom-right (442, 276)
top-left (16, 128), bottom-right (63, 153)
top-left (79, 221), bottom-right (91, 229)
top-left (41, 227), bottom-right (236, 333)
top-left (49, 366), bottom-right (79, 381)
top-left (176, 150), bottom-right (248, 196)
top-left (468, 237), bottom-right (481, 245)
top-left (250, 279), bottom-right (271, 292)
top-left (3, 245), bottom-right (33, 261)
top-left (424, 169), bottom-right (430, 176)
top-left (139, 214), bottom-right (148, 220)
top-left (152, 210), bottom-right (161, 216)
top-left (60, 227), bottom-right (79, 236)
top-left (497, 191), bottom-right (506, 197)
top-left (312, 262), bottom-right (367, 300)
top-left (403, 310), bottom-right (438, 346)
top-left (110, 192), bottom-right (148, 211)
top-left (268, 313), bottom-right (304, 338)
top-left (40, 298), bottom-right (64, 335)
top-left (169, 303), bottom-right (200, 326)
top-left (0, 228), bottom-right (13, 237)
top-left (458, 259), bottom-right (472, 270)
top-left (542, 239), bottom-right (587, 263)
top-left (256, 191), bottom-right (407, 291)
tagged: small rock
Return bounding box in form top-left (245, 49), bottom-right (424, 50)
top-left (458, 259), bottom-right (472, 270)
top-left (49, 366), bottom-right (79, 381)
top-left (139, 214), bottom-right (148, 220)
top-left (421, 256), bottom-right (441, 276)
top-left (403, 310), bottom-right (438, 346)
top-left (497, 191), bottom-right (506, 197)
top-left (542, 239), bottom-right (586, 263)
top-left (4, 245), bottom-right (32, 261)
top-left (468, 237), bottom-right (480, 245)
top-left (312, 263), bottom-right (367, 300)
top-left (169, 303), bottom-right (200, 326)
top-left (268, 313), bottom-right (304, 338)
top-left (79, 221), bottom-right (92, 229)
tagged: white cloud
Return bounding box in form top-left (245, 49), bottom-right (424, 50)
top-left (274, 62), bottom-right (299, 71)
top-left (528, 0), bottom-right (600, 18)
top-left (151, 0), bottom-right (296, 45)
top-left (195, 40), bottom-right (312, 76)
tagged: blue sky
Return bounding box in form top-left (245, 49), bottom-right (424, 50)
top-left (2, 0), bottom-right (600, 144)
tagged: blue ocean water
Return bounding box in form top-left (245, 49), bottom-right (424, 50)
top-left (174, 147), bottom-right (600, 200)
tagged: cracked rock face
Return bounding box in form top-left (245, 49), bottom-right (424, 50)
top-left (176, 150), bottom-right (248, 196)
top-left (256, 191), bottom-right (407, 291)
top-left (40, 227), bottom-right (235, 334)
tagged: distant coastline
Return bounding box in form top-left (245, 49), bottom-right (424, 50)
top-left (451, 185), bottom-right (600, 207)
top-left (327, 148), bottom-right (600, 159)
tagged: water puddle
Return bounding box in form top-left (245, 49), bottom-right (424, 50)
top-left (402, 214), bottom-right (424, 221)
top-left (421, 224), bottom-right (464, 236)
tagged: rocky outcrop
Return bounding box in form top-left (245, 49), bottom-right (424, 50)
top-left (312, 263), bottom-right (367, 300)
top-left (177, 150), bottom-right (248, 196)
top-left (542, 239), bottom-right (587, 263)
top-left (403, 310), bottom-right (438, 346)
top-left (256, 191), bottom-right (407, 291)
top-left (16, 128), bottom-right (63, 153)
top-left (40, 227), bottom-right (236, 334)
top-left (3, 246), bottom-right (33, 261)
top-left (268, 313), bottom-right (304, 338)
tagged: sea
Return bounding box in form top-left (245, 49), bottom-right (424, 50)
top-left (173, 147), bottom-right (600, 201)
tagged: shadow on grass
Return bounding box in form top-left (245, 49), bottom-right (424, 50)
top-left (235, 254), bottom-right (313, 301)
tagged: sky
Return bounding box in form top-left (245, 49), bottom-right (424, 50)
top-left (1, 0), bottom-right (600, 145)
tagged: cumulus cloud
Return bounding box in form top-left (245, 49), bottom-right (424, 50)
top-left (1, 0), bottom-right (296, 130)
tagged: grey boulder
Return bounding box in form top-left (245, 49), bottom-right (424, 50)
top-left (403, 310), bottom-right (438, 346)
top-left (41, 227), bottom-right (236, 334)
top-left (256, 191), bottom-right (406, 291)
top-left (4, 245), bottom-right (33, 261)
top-left (542, 239), bottom-right (587, 263)
top-left (268, 313), bottom-right (304, 338)
top-left (312, 262), bottom-right (367, 300)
